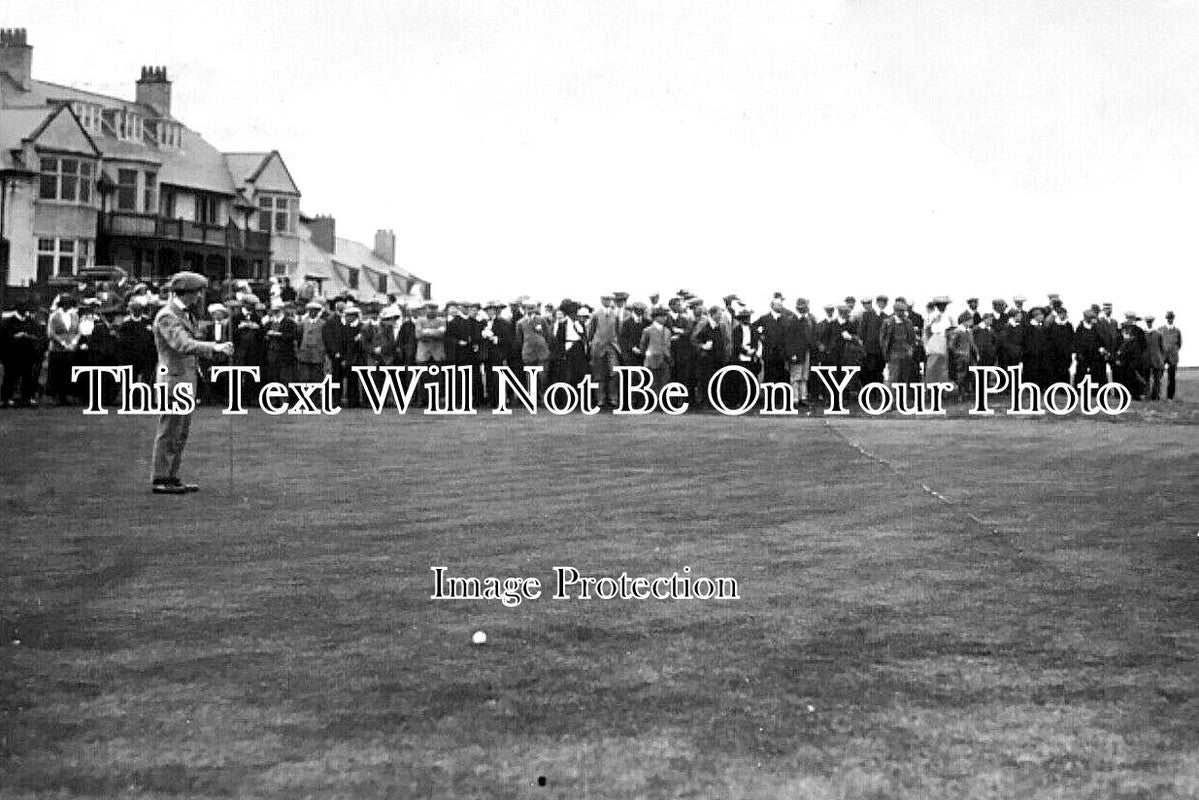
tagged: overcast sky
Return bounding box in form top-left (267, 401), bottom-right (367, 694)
top-left (12, 0), bottom-right (1199, 328)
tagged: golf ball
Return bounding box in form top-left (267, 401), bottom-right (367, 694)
top-left (472, 630), bottom-right (487, 645)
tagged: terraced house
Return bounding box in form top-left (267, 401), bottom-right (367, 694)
top-left (0, 28), bottom-right (429, 305)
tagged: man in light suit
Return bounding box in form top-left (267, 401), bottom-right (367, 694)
top-left (1160, 311), bottom-right (1182, 400)
top-left (588, 294), bottom-right (623, 407)
top-left (150, 272), bottom-right (232, 495)
top-left (639, 307), bottom-right (674, 393)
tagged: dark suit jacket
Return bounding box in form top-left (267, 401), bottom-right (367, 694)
top-left (619, 316), bottom-right (650, 362)
top-left (480, 317), bottom-right (514, 363)
top-left (858, 308), bottom-right (883, 356)
top-left (322, 314), bottom-right (348, 363)
top-left (754, 312), bottom-right (788, 362)
top-left (689, 319), bottom-right (725, 361)
top-left (783, 313), bottom-right (816, 361)
top-left (731, 322), bottom-right (761, 364)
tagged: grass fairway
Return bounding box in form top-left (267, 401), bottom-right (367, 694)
top-left (1, 389), bottom-right (1197, 798)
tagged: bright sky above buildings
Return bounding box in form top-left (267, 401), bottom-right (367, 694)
top-left (11, 0), bottom-right (1199, 327)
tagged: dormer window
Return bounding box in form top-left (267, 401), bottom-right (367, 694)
top-left (154, 120), bottom-right (182, 149)
top-left (119, 111), bottom-right (143, 142)
top-left (71, 102), bottom-right (102, 134)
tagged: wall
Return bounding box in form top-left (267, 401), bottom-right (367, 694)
top-left (4, 178), bottom-right (37, 286)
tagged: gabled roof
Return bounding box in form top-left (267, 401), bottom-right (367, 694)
top-left (224, 152), bottom-right (269, 185)
top-left (0, 104), bottom-right (99, 169)
top-left (224, 149), bottom-right (300, 195)
top-left (1, 78), bottom-right (235, 193)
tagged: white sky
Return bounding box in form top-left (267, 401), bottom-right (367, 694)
top-left (10, 0), bottom-right (1199, 334)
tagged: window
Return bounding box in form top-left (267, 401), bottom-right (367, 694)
top-left (196, 194), bottom-right (221, 226)
top-left (38, 157), bottom-right (94, 204)
top-left (155, 120), bottom-right (182, 149)
top-left (376, 273), bottom-right (387, 293)
top-left (159, 186), bottom-right (176, 217)
top-left (272, 261), bottom-right (296, 277)
top-left (37, 237), bottom-right (91, 278)
top-left (346, 267), bottom-right (359, 290)
top-left (71, 102), bottom-right (102, 133)
top-left (257, 195), bottom-right (296, 234)
top-left (115, 168), bottom-right (138, 211)
top-left (143, 171), bottom-right (158, 215)
top-left (118, 110), bottom-right (143, 142)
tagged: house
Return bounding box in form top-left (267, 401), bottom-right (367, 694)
top-left (0, 30), bottom-right (274, 304)
top-left (304, 216), bottom-right (431, 303)
top-left (0, 28), bottom-right (430, 308)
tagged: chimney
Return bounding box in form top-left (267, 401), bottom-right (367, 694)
top-left (310, 214), bottom-right (336, 254)
top-left (0, 28), bottom-right (31, 91)
top-left (136, 65), bottom-right (171, 116)
top-left (373, 229), bottom-right (396, 264)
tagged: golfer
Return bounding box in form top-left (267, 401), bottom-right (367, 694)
top-left (150, 271), bottom-right (233, 494)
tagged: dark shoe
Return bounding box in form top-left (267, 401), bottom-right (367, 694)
top-left (180, 482), bottom-right (200, 493)
top-left (152, 481), bottom-right (188, 495)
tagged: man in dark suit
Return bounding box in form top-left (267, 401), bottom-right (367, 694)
top-left (480, 300), bottom-right (514, 407)
top-left (1047, 307), bottom-right (1075, 386)
top-left (1072, 309), bottom-right (1105, 390)
top-left (667, 296), bottom-right (695, 394)
top-left (858, 295), bottom-right (885, 384)
top-left (973, 314), bottom-right (997, 367)
top-left (619, 302), bottom-right (650, 367)
top-left (116, 297), bottom-right (157, 386)
top-left (1160, 311), bottom-right (1182, 400)
top-left (1096, 302), bottom-right (1120, 380)
top-left (321, 299), bottom-right (349, 405)
top-left (264, 303), bottom-right (301, 385)
top-left (1, 301), bottom-right (44, 407)
top-left (233, 299), bottom-right (266, 404)
top-left (786, 298), bottom-right (817, 407)
top-left (880, 300), bottom-right (917, 384)
top-left (1113, 315), bottom-right (1147, 400)
top-left (754, 294), bottom-right (789, 385)
top-left (149, 272), bottom-right (232, 494)
top-left (689, 305), bottom-right (725, 409)
top-left (997, 311), bottom-right (1024, 370)
top-left (727, 308), bottom-right (761, 409)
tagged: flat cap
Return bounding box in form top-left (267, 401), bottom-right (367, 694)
top-left (380, 307), bottom-right (400, 319)
top-left (166, 271), bottom-right (208, 293)
top-left (876, 294), bottom-right (889, 303)
top-left (613, 291), bottom-right (629, 300)
top-left (1012, 295), bottom-right (1027, 303)
top-left (306, 299), bottom-right (324, 310)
